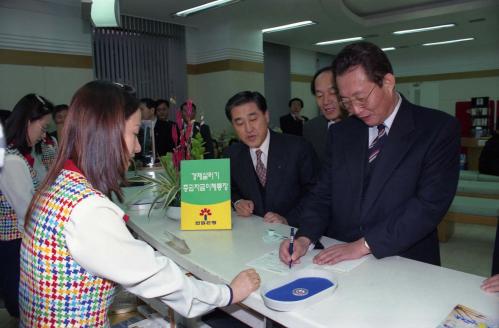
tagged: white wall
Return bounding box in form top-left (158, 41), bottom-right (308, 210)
top-left (0, 0), bottom-right (91, 55)
top-left (0, 64), bottom-right (93, 110)
top-left (187, 70), bottom-right (265, 134)
top-left (290, 48), bottom-right (319, 118)
top-left (398, 76), bottom-right (499, 116)
top-left (0, 0), bottom-right (93, 110)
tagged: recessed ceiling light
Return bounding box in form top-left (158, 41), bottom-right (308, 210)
top-left (262, 21), bottom-right (316, 33)
top-left (315, 37), bottom-right (363, 46)
top-left (422, 38), bottom-right (474, 46)
top-left (174, 0), bottom-right (241, 17)
top-left (381, 47), bottom-right (396, 51)
top-left (393, 23), bottom-right (455, 35)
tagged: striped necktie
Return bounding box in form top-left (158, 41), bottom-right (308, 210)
top-left (255, 149), bottom-right (267, 187)
top-left (368, 124), bottom-right (386, 163)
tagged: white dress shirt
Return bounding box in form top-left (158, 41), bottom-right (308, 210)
top-left (368, 93), bottom-right (402, 146)
top-left (0, 153), bottom-right (37, 234)
top-left (64, 195), bottom-right (231, 318)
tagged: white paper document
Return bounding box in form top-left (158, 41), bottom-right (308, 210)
top-left (246, 248), bottom-right (368, 274)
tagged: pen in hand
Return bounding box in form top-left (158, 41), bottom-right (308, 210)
top-left (288, 227), bottom-right (295, 269)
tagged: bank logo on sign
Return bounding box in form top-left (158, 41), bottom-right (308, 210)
top-left (292, 288), bottom-right (309, 297)
top-left (200, 208), bottom-right (212, 220)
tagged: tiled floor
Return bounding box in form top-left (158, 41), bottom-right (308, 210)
top-left (1, 223), bottom-right (496, 327)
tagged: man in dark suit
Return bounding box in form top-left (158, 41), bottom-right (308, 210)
top-left (303, 67), bottom-right (345, 164)
top-left (181, 102), bottom-right (215, 159)
top-left (137, 98), bottom-right (173, 166)
top-left (155, 99), bottom-right (176, 156)
top-left (479, 130), bottom-right (499, 176)
top-left (280, 41), bottom-right (460, 266)
top-left (280, 98), bottom-right (308, 136)
top-left (224, 91), bottom-right (318, 226)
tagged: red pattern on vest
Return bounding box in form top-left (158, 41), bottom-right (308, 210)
top-left (19, 160), bottom-right (123, 327)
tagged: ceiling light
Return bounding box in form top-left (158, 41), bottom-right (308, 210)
top-left (262, 21), bottom-right (316, 33)
top-left (315, 37), bottom-right (363, 46)
top-left (174, 0), bottom-right (241, 17)
top-left (422, 38), bottom-right (474, 46)
top-left (393, 24), bottom-right (455, 35)
top-left (381, 47), bottom-right (396, 51)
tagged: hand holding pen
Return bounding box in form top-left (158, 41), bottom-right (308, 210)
top-left (279, 233), bottom-right (312, 266)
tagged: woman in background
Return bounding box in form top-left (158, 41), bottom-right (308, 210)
top-left (0, 94), bottom-right (52, 318)
top-left (19, 81), bottom-right (259, 327)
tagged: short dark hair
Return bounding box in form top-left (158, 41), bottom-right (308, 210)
top-left (6, 94), bottom-right (53, 154)
top-left (288, 97), bottom-right (304, 108)
top-left (225, 91), bottom-right (267, 121)
top-left (52, 104), bottom-right (69, 119)
top-left (140, 98), bottom-right (156, 111)
top-left (310, 66), bottom-right (333, 95)
top-left (181, 102), bottom-right (197, 112)
top-left (332, 41), bottom-right (393, 87)
top-left (156, 99), bottom-right (170, 108)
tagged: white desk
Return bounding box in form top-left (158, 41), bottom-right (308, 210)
top-left (121, 194), bottom-right (499, 328)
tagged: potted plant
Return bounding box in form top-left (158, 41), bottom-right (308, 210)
top-left (129, 100), bottom-right (205, 217)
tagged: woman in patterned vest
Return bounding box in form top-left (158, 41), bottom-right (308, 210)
top-left (0, 94), bottom-right (52, 318)
top-left (19, 80), bottom-right (260, 327)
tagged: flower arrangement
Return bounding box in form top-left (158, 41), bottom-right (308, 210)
top-left (130, 100), bottom-right (205, 214)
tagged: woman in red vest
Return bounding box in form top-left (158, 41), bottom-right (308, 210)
top-left (19, 81), bottom-right (259, 327)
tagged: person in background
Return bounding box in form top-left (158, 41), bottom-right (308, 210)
top-left (49, 104), bottom-right (68, 141)
top-left (155, 99), bottom-right (176, 155)
top-left (180, 102), bottom-right (214, 159)
top-left (280, 41), bottom-right (460, 267)
top-left (478, 129), bottom-right (499, 176)
top-left (0, 93), bottom-right (52, 319)
top-left (303, 66), bottom-right (346, 164)
top-left (224, 91), bottom-right (318, 226)
top-left (32, 100), bottom-right (57, 180)
top-left (19, 81), bottom-right (260, 327)
top-left (280, 97), bottom-right (308, 136)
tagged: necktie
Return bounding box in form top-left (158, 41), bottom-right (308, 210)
top-left (255, 149), bottom-right (267, 187)
top-left (368, 124), bottom-right (386, 163)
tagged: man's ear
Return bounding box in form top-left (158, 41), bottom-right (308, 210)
top-left (265, 110), bottom-right (270, 124)
top-left (383, 73), bottom-right (396, 92)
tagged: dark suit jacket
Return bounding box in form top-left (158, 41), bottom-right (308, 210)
top-left (303, 115), bottom-right (330, 164)
top-left (155, 120), bottom-right (176, 156)
top-left (297, 96), bottom-right (460, 265)
top-left (225, 131), bottom-right (318, 226)
top-left (280, 114), bottom-right (308, 136)
top-left (479, 132), bottom-right (499, 176)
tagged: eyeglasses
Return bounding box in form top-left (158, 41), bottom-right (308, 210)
top-left (339, 85), bottom-right (376, 110)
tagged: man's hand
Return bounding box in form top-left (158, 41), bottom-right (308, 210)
top-left (279, 236), bottom-right (311, 266)
top-left (234, 199), bottom-right (254, 217)
top-left (313, 238), bottom-right (370, 265)
top-left (263, 212), bottom-right (287, 224)
top-left (481, 274), bottom-right (499, 293)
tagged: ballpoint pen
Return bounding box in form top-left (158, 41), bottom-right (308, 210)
top-left (288, 227), bottom-right (295, 269)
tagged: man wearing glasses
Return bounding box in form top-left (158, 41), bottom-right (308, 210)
top-left (280, 41), bottom-right (460, 266)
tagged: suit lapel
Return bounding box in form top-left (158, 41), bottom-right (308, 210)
top-left (265, 132), bottom-right (282, 207)
top-left (361, 99), bottom-right (418, 218)
top-left (344, 119), bottom-right (368, 207)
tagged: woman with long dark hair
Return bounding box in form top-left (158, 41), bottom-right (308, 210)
top-left (19, 81), bottom-right (259, 327)
top-left (0, 93), bottom-right (52, 318)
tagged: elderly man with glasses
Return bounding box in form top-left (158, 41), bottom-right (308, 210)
top-left (280, 41), bottom-right (460, 267)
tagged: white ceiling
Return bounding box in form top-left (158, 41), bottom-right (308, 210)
top-left (119, 0), bottom-right (499, 59)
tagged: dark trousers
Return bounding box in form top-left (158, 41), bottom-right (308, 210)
top-left (0, 238), bottom-right (21, 317)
